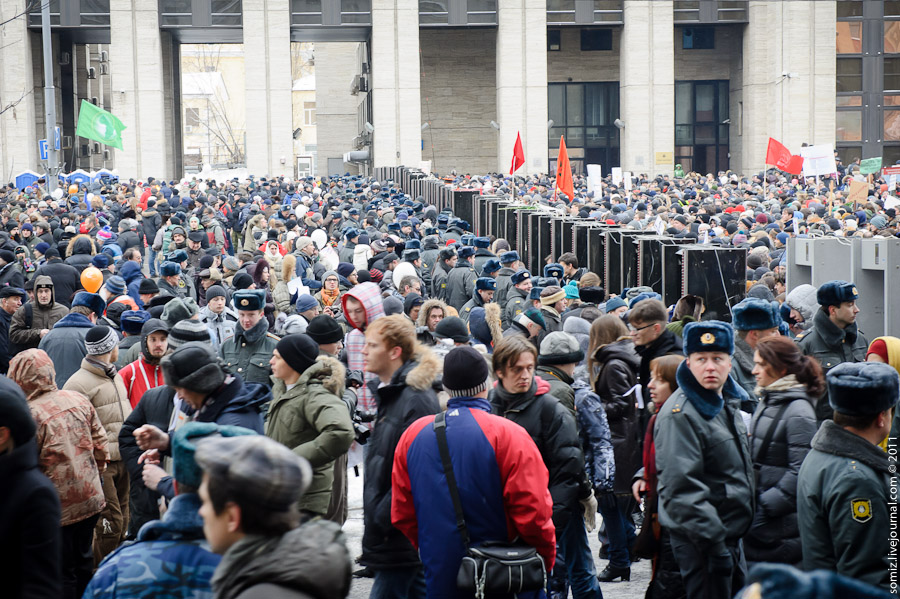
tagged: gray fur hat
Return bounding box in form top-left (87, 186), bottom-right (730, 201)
top-left (161, 341), bottom-right (226, 394)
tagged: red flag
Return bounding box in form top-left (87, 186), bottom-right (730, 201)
top-left (555, 136), bottom-right (574, 201)
top-left (765, 138), bottom-right (792, 169)
top-left (785, 155), bottom-right (804, 175)
top-left (510, 132), bottom-right (525, 175)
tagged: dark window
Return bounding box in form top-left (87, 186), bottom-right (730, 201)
top-left (682, 27), bottom-right (714, 49)
top-left (580, 29), bottom-right (612, 51)
top-left (886, 57), bottom-right (900, 90)
top-left (837, 0), bottom-right (863, 18)
top-left (548, 29), bottom-right (561, 51)
top-left (836, 57), bottom-right (862, 92)
top-left (548, 82), bottom-right (620, 172)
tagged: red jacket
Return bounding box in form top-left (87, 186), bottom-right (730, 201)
top-left (392, 397), bottom-right (555, 599)
top-left (118, 356), bottom-right (165, 409)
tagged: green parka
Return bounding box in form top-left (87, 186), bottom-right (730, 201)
top-left (265, 355), bottom-right (355, 515)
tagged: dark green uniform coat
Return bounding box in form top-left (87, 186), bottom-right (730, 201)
top-left (797, 309), bottom-right (868, 422)
top-left (494, 266), bottom-right (516, 308)
top-left (655, 363), bottom-right (755, 556)
top-left (219, 317), bottom-right (279, 386)
top-left (266, 356), bottom-right (355, 515)
top-left (503, 285), bottom-right (528, 330)
top-left (797, 420), bottom-right (891, 589)
top-left (445, 262), bottom-right (477, 311)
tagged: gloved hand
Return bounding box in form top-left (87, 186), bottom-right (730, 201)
top-left (580, 492), bottom-right (598, 532)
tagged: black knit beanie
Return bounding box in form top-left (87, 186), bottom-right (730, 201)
top-left (275, 334), bottom-right (320, 377)
top-left (442, 346), bottom-right (490, 398)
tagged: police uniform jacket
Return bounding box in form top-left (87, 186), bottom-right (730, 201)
top-left (472, 249), bottom-right (496, 275)
top-left (459, 292), bottom-right (486, 325)
top-left (655, 362), bottom-right (755, 555)
top-left (797, 420), bottom-right (890, 589)
top-left (419, 248), bottom-right (440, 288)
top-left (731, 335), bottom-right (760, 413)
top-left (797, 309), bottom-right (868, 421)
top-left (494, 267), bottom-right (516, 307)
top-left (430, 261), bottom-right (452, 303)
top-left (445, 262), bottom-right (477, 311)
top-left (503, 285), bottom-right (528, 330)
top-left (219, 317), bottom-right (279, 386)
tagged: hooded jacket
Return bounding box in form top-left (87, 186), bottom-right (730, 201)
top-left (82, 493), bottom-right (221, 599)
top-left (360, 349), bottom-right (441, 569)
top-left (33, 258), bottom-right (81, 307)
top-left (591, 338), bottom-right (642, 494)
top-left (11, 348), bottom-right (108, 525)
top-left (489, 376), bottom-right (589, 530)
top-left (341, 282), bottom-right (385, 415)
top-left (745, 377), bottom-right (816, 566)
top-left (785, 284), bottom-right (818, 332)
top-left (9, 275), bottom-right (68, 351)
top-left (63, 357), bottom-right (132, 461)
top-left (119, 261), bottom-right (145, 308)
top-left (64, 233), bottom-right (97, 272)
top-left (38, 311), bottom-right (95, 388)
top-left (192, 374), bottom-right (269, 433)
top-left (266, 356), bottom-right (355, 515)
top-left (118, 319), bottom-right (168, 409)
top-left (211, 520), bottom-right (351, 599)
top-left (415, 298), bottom-right (447, 329)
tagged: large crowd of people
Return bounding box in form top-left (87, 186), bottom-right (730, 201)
top-left (0, 161), bottom-right (898, 599)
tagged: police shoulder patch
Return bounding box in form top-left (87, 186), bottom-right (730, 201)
top-left (851, 498), bottom-right (872, 523)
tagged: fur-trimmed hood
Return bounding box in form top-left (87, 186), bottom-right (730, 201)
top-left (299, 355), bottom-right (346, 397)
top-left (402, 345), bottom-right (442, 391)
top-left (66, 233), bottom-right (96, 257)
top-left (416, 298), bottom-right (447, 328)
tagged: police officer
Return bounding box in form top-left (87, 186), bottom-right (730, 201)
top-left (494, 251), bottom-right (521, 307)
top-left (219, 289), bottom-right (280, 386)
top-left (460, 277), bottom-right (496, 324)
top-left (472, 236), bottom-right (496, 274)
top-left (445, 246), bottom-right (477, 311)
top-left (544, 263), bottom-right (565, 286)
top-left (157, 261), bottom-right (188, 299)
top-left (503, 269), bottom-right (532, 329)
top-left (480, 258), bottom-right (501, 280)
top-left (730, 298), bottom-right (782, 412)
top-left (430, 248), bottom-right (457, 302)
top-left (419, 234), bottom-right (441, 290)
top-left (797, 280), bottom-right (868, 422)
top-left (655, 321), bottom-right (754, 599)
top-left (797, 362), bottom-right (897, 590)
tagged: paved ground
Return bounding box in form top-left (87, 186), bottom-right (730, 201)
top-left (343, 468), bottom-right (652, 599)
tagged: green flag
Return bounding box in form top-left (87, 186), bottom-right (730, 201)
top-left (76, 99), bottom-right (126, 150)
top-left (859, 156), bottom-right (882, 175)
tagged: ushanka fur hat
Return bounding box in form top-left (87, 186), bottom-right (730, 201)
top-left (683, 321), bottom-right (734, 356)
top-left (161, 342), bottom-right (226, 394)
top-left (731, 298), bottom-right (782, 331)
top-left (827, 362), bottom-right (900, 416)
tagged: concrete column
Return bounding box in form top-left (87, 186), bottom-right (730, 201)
top-left (110, 0), bottom-right (174, 180)
top-left (741, 0), bottom-right (835, 172)
top-left (620, 0), bottom-right (674, 175)
top-left (315, 42), bottom-right (363, 176)
top-left (244, 0), bottom-right (293, 177)
top-left (371, 0), bottom-right (422, 168)
top-left (496, 0), bottom-right (548, 176)
top-left (0, 0), bottom-right (38, 179)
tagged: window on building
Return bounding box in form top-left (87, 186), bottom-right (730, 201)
top-left (682, 27), bottom-right (714, 49)
top-left (580, 29), bottom-right (612, 51)
top-left (548, 29), bottom-right (561, 51)
top-left (837, 0), bottom-right (864, 18)
top-left (887, 57), bottom-right (900, 90)
top-left (836, 58), bottom-right (863, 92)
top-left (837, 21), bottom-right (863, 54)
top-left (185, 107), bottom-right (201, 133)
top-left (836, 111), bottom-right (863, 142)
top-left (673, 80), bottom-right (729, 174)
top-left (548, 82), bottom-right (619, 172)
top-left (291, 0), bottom-right (323, 25)
top-left (304, 102), bottom-right (317, 126)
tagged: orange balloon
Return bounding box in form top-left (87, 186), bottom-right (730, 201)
top-left (68, 184), bottom-right (79, 195)
top-left (80, 266), bottom-right (104, 293)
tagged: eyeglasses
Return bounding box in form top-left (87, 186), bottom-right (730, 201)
top-left (628, 322), bottom-right (656, 333)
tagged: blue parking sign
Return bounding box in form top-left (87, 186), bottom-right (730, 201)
top-left (38, 139), bottom-right (48, 161)
top-left (54, 127), bottom-right (61, 151)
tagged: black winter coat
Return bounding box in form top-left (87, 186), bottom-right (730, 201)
top-left (0, 261), bottom-right (24, 289)
top-left (140, 209), bottom-right (162, 248)
top-left (490, 377), bottom-right (589, 530)
top-left (0, 439), bottom-right (62, 599)
top-left (34, 259), bottom-right (82, 306)
top-left (117, 230), bottom-right (143, 252)
top-left (360, 352), bottom-right (440, 569)
top-left (591, 339), bottom-right (642, 494)
top-left (745, 383), bottom-right (816, 565)
top-left (119, 385), bottom-right (176, 537)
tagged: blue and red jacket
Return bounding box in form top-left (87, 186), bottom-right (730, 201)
top-left (392, 396), bottom-right (556, 599)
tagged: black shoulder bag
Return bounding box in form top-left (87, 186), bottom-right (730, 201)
top-left (432, 411), bottom-right (548, 599)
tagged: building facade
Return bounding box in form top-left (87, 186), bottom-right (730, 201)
top-left (0, 0), bottom-right (889, 181)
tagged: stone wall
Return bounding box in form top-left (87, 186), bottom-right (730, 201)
top-left (547, 27), bottom-right (621, 82)
top-left (419, 28), bottom-right (498, 176)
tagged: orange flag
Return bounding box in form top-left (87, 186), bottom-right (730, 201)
top-left (555, 136), bottom-right (574, 201)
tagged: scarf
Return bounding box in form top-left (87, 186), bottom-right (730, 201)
top-left (86, 355), bottom-right (118, 379)
top-left (320, 287), bottom-right (340, 307)
top-left (755, 373), bottom-right (803, 397)
top-left (492, 378), bottom-right (537, 411)
top-left (211, 535), bottom-right (279, 599)
top-left (675, 360), bottom-right (750, 420)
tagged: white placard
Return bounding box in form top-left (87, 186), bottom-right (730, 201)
top-left (800, 144), bottom-right (837, 178)
top-left (623, 172), bottom-right (632, 191)
top-left (654, 216), bottom-right (666, 235)
top-left (287, 278), bottom-right (309, 297)
top-left (885, 195), bottom-right (900, 210)
top-left (611, 167), bottom-right (623, 187)
top-left (586, 164), bottom-right (603, 196)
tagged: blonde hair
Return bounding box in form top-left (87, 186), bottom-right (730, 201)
top-left (366, 314), bottom-right (417, 363)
